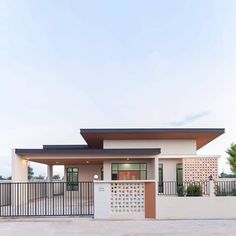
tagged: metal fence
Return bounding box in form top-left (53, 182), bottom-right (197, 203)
top-left (0, 182), bottom-right (94, 217)
top-left (158, 181), bottom-right (209, 196)
top-left (215, 180), bottom-right (236, 196)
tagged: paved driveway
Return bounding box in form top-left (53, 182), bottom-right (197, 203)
top-left (0, 217), bottom-right (236, 236)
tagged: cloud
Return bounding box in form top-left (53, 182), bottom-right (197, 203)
top-left (170, 111), bottom-right (210, 127)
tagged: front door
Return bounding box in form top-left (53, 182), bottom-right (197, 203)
top-left (118, 171), bottom-right (140, 180)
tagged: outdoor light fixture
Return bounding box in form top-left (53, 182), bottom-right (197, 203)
top-left (94, 174), bottom-right (98, 180)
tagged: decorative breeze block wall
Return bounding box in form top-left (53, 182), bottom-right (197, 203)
top-left (111, 183), bottom-right (144, 214)
top-left (183, 158), bottom-right (218, 181)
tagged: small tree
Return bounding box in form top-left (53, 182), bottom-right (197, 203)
top-left (28, 166), bottom-right (34, 180)
top-left (0, 176), bottom-right (5, 180)
top-left (227, 143), bottom-right (236, 174)
top-left (34, 175), bottom-right (45, 180)
top-left (53, 174), bottom-right (61, 180)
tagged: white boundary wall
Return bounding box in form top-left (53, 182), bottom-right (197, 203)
top-left (94, 181), bottom-right (154, 219)
top-left (157, 196), bottom-right (236, 219)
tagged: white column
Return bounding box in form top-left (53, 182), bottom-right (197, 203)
top-left (94, 181), bottom-right (111, 219)
top-left (209, 180), bottom-right (215, 197)
top-left (11, 149), bottom-right (28, 182)
top-left (47, 165), bottom-right (53, 182)
top-left (103, 160), bottom-right (111, 180)
top-left (46, 165), bottom-right (53, 198)
top-left (154, 157), bottom-right (159, 182)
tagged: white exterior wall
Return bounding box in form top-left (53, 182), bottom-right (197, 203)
top-left (11, 149), bottom-right (28, 182)
top-left (159, 159), bottom-right (182, 181)
top-left (103, 140), bottom-right (196, 155)
top-left (157, 196), bottom-right (236, 219)
top-left (65, 165), bottom-right (103, 181)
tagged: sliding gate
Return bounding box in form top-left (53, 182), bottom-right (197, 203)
top-left (0, 182), bottom-right (94, 217)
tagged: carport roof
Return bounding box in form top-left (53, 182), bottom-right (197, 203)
top-left (15, 147), bottom-right (161, 156)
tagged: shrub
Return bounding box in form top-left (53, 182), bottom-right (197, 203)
top-left (231, 188), bottom-right (236, 196)
top-left (177, 185), bottom-right (185, 197)
top-left (215, 185), bottom-right (228, 196)
top-left (186, 183), bottom-right (202, 196)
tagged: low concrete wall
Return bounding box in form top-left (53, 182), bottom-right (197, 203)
top-left (157, 196), bottom-right (236, 219)
top-left (94, 181), bottom-right (155, 219)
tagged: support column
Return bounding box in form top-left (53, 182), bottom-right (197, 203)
top-left (209, 180), bottom-right (215, 197)
top-left (47, 165), bottom-right (53, 182)
top-left (46, 165), bottom-right (53, 198)
top-left (11, 149), bottom-right (29, 209)
top-left (103, 160), bottom-right (111, 180)
top-left (11, 149), bottom-right (28, 182)
top-left (154, 157), bottom-right (159, 182)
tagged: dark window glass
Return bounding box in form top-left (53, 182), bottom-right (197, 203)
top-left (176, 163), bottom-right (183, 185)
top-left (101, 168), bottom-right (104, 180)
top-left (158, 164), bottom-right (163, 193)
top-left (112, 173), bottom-right (118, 180)
top-left (67, 168), bottom-right (78, 191)
top-left (176, 163), bottom-right (183, 195)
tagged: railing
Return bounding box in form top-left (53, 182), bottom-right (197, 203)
top-left (215, 180), bottom-right (236, 196)
top-left (158, 181), bottom-right (209, 196)
top-left (0, 182), bottom-right (94, 217)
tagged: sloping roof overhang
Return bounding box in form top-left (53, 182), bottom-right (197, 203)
top-left (80, 128), bottom-right (225, 150)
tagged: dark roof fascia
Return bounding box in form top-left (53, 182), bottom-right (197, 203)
top-left (15, 148), bottom-right (161, 156)
top-left (43, 145), bottom-right (88, 149)
top-left (80, 128), bottom-right (225, 134)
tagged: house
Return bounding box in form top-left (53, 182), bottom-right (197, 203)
top-left (12, 128), bottom-right (224, 184)
top-left (8, 127), bottom-right (232, 219)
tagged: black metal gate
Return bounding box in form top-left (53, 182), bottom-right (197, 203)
top-left (0, 182), bottom-right (94, 217)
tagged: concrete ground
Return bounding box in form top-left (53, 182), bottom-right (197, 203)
top-left (0, 217), bottom-right (236, 236)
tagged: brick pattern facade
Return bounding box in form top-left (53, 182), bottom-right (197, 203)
top-left (183, 158), bottom-right (218, 181)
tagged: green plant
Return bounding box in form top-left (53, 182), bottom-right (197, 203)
top-left (227, 143), bottom-right (236, 174)
top-left (186, 183), bottom-right (202, 196)
top-left (231, 188), bottom-right (236, 196)
top-left (216, 187), bottom-right (227, 196)
top-left (177, 185), bottom-right (184, 197)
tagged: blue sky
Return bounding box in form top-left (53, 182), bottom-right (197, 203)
top-left (0, 0), bottom-right (236, 177)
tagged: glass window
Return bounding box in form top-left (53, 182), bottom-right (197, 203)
top-left (176, 163), bottom-right (183, 196)
top-left (101, 167), bottom-right (104, 181)
top-left (67, 168), bottom-right (78, 191)
top-left (111, 163), bottom-right (147, 180)
top-left (158, 164), bottom-right (163, 193)
top-left (176, 163), bottom-right (183, 184)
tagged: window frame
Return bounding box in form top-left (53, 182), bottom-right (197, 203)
top-left (158, 163), bottom-right (164, 193)
top-left (111, 163), bottom-right (147, 180)
top-left (66, 167), bottom-right (79, 191)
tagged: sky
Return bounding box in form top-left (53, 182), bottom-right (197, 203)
top-left (0, 0), bottom-right (236, 177)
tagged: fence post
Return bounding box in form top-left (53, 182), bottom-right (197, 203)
top-left (94, 181), bottom-right (110, 219)
top-left (209, 180), bottom-right (215, 197)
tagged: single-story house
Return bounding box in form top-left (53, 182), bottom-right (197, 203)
top-left (8, 127), bottom-right (229, 219)
top-left (12, 128), bottom-right (224, 184)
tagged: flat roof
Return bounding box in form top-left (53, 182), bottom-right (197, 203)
top-left (80, 128), bottom-right (225, 149)
top-left (15, 148), bottom-right (161, 156)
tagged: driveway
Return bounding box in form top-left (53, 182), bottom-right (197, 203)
top-left (0, 217), bottom-right (236, 236)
